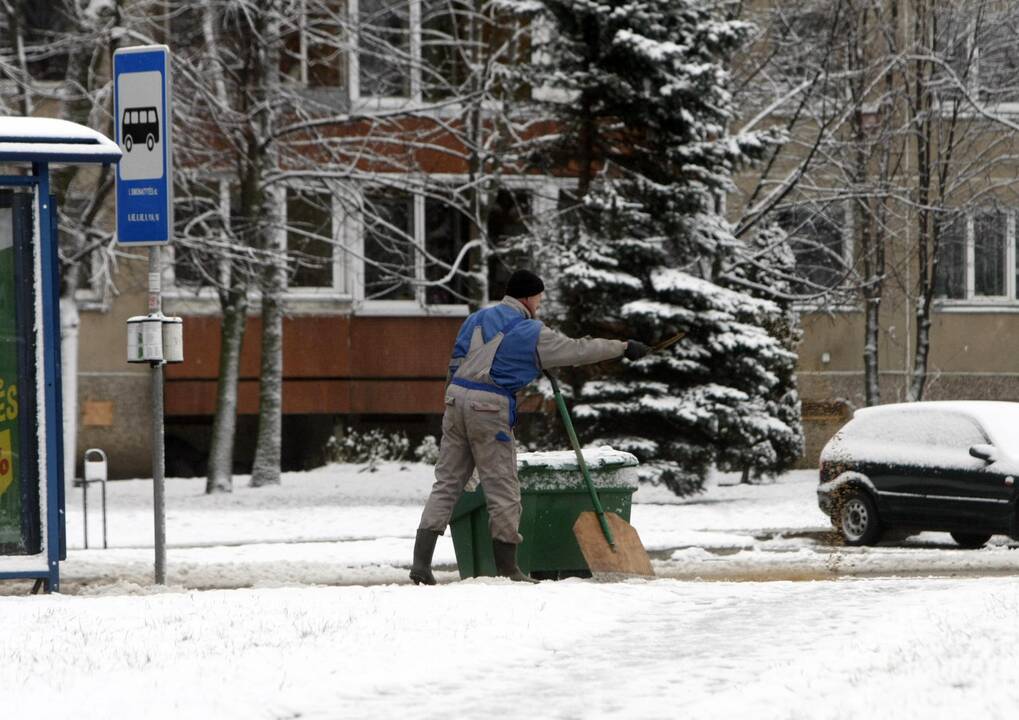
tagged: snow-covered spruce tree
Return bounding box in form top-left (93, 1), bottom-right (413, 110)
top-left (718, 222), bottom-right (805, 483)
top-left (530, 0), bottom-right (802, 495)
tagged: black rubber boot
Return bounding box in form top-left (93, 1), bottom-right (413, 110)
top-left (492, 540), bottom-right (539, 583)
top-left (410, 529), bottom-right (440, 586)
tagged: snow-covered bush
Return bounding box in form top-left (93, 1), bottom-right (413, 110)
top-left (414, 435), bottom-right (440, 464)
top-left (324, 429), bottom-right (410, 472)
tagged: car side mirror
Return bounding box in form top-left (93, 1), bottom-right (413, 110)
top-left (969, 444), bottom-right (997, 463)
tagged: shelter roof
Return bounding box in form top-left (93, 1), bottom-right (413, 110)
top-left (0, 116), bottom-right (121, 164)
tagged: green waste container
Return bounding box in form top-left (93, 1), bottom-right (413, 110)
top-left (449, 446), bottom-right (639, 580)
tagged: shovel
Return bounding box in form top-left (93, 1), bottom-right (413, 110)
top-left (652, 331), bottom-right (685, 353)
top-left (543, 370), bottom-right (654, 578)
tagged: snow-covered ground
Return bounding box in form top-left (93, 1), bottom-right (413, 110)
top-left (3, 464), bottom-right (1019, 718)
top-left (32, 464), bottom-right (1019, 590)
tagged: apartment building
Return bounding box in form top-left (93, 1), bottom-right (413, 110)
top-left (739, 0), bottom-right (1019, 463)
top-left (10, 0), bottom-right (1017, 476)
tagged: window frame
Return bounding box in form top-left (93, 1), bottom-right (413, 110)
top-left (163, 174), bottom-right (558, 316)
top-left (349, 0), bottom-right (421, 107)
top-left (282, 0), bottom-right (538, 111)
top-left (165, 178), bottom-right (353, 307)
top-left (774, 199), bottom-right (856, 313)
top-left (284, 183), bottom-right (352, 297)
top-left (71, 242), bottom-right (112, 311)
top-left (354, 175), bottom-right (557, 316)
top-left (936, 206), bottom-right (1019, 310)
top-left (939, 3), bottom-right (1019, 115)
top-left (286, 0), bottom-right (350, 90)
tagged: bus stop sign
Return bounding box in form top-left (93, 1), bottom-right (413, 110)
top-left (114, 45), bottom-right (173, 246)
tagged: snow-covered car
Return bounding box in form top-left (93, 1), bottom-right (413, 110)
top-left (818, 401), bottom-right (1019, 547)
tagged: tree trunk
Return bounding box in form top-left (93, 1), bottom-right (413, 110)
top-left (863, 295), bottom-right (880, 404)
top-left (205, 288), bottom-right (247, 492)
top-left (908, 17), bottom-right (933, 403)
top-left (200, 0), bottom-right (249, 493)
top-left (250, 233), bottom-right (284, 487)
top-left (909, 292), bottom-right (933, 401)
top-left (249, 3), bottom-right (283, 487)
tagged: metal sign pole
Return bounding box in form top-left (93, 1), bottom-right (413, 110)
top-left (114, 45), bottom-right (175, 587)
top-left (149, 249), bottom-right (165, 584)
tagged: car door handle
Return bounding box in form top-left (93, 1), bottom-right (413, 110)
top-left (1006, 477), bottom-right (1015, 487)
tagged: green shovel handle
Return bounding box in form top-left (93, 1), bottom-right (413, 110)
top-left (543, 370), bottom-right (615, 548)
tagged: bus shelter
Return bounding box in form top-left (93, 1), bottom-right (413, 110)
top-left (0, 117), bottom-right (121, 592)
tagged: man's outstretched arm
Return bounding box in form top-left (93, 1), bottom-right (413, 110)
top-left (536, 326), bottom-right (629, 369)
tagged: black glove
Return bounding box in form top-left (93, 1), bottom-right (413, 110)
top-left (624, 340), bottom-right (651, 360)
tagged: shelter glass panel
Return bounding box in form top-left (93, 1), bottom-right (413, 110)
top-left (0, 192), bottom-right (39, 556)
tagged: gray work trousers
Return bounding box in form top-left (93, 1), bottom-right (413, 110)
top-left (418, 382), bottom-right (522, 544)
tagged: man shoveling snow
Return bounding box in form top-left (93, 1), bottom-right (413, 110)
top-left (410, 269), bottom-right (651, 584)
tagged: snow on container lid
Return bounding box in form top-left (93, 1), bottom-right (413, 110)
top-left (516, 446), bottom-right (639, 491)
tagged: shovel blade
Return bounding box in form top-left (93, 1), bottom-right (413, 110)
top-left (573, 511), bottom-right (655, 578)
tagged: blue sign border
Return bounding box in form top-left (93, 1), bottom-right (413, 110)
top-left (114, 46), bottom-right (173, 246)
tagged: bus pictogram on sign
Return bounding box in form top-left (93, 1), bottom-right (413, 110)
top-left (122, 106), bottom-right (159, 152)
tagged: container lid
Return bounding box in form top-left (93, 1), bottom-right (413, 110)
top-left (517, 446), bottom-right (638, 472)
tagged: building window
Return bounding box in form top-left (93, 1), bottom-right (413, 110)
top-left (286, 188), bottom-right (335, 288)
top-left (269, 0), bottom-right (528, 103)
top-left (170, 181), bottom-right (547, 307)
top-left (359, 187), bottom-right (539, 307)
top-left (424, 196), bottom-right (470, 304)
top-left (173, 180), bottom-right (231, 289)
top-left (360, 189), bottom-right (474, 306)
top-left (420, 0), bottom-right (468, 101)
top-left (356, 0), bottom-right (413, 99)
top-left (362, 191), bottom-right (417, 299)
top-left (282, 0), bottom-right (349, 89)
top-left (487, 189), bottom-right (531, 301)
top-left (173, 181), bottom-right (346, 295)
top-left (776, 202), bottom-right (849, 293)
top-left (935, 214), bottom-right (966, 300)
top-left (943, 4), bottom-right (1019, 105)
top-left (935, 207), bottom-right (1019, 303)
top-left (973, 208), bottom-right (1007, 297)
top-left (352, 0), bottom-right (509, 103)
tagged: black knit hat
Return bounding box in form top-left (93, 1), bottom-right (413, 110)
top-left (505, 269), bottom-right (545, 299)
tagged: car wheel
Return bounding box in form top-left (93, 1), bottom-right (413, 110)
top-left (146, 134), bottom-right (155, 151)
top-left (839, 489), bottom-right (882, 546)
top-left (125, 135), bottom-right (132, 152)
top-left (950, 532), bottom-right (991, 549)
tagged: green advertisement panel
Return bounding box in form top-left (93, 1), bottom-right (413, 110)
top-left (0, 193), bottom-right (38, 555)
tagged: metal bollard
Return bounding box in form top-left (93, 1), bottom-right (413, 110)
top-left (82, 448), bottom-right (109, 550)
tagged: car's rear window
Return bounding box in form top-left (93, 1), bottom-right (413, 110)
top-left (844, 411), bottom-right (987, 448)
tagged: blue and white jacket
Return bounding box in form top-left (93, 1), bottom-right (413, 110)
top-left (447, 296), bottom-right (626, 423)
